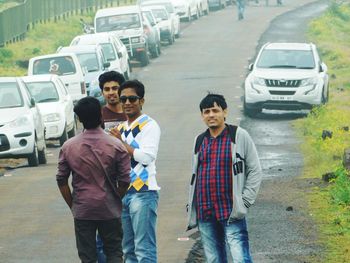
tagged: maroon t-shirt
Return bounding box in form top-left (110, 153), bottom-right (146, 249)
top-left (101, 106), bottom-right (127, 131)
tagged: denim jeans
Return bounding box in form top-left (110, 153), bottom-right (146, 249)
top-left (198, 217), bottom-right (252, 263)
top-left (122, 191), bottom-right (159, 263)
top-left (237, 0), bottom-right (245, 20)
top-left (96, 233), bottom-right (106, 263)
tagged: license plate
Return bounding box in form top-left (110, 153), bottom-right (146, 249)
top-left (271, 95), bottom-right (293, 101)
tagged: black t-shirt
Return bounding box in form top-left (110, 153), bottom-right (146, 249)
top-left (101, 106), bottom-right (127, 131)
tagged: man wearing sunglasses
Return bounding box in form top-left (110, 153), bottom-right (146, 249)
top-left (110, 80), bottom-right (161, 263)
top-left (99, 71), bottom-right (127, 132)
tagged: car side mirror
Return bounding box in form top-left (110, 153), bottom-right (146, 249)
top-left (248, 63), bottom-right (254, 71)
top-left (156, 18), bottom-right (162, 23)
top-left (117, 51), bottom-right (123, 58)
top-left (30, 97), bottom-right (36, 107)
top-left (319, 62), bottom-right (327, 73)
top-left (103, 62), bottom-right (111, 69)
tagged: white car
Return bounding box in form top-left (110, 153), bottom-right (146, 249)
top-left (170, 0), bottom-right (199, 21)
top-left (28, 53), bottom-right (87, 104)
top-left (145, 5), bottom-right (175, 44)
top-left (22, 75), bottom-right (76, 146)
top-left (141, 0), bottom-right (180, 38)
top-left (196, 0), bottom-right (209, 16)
top-left (70, 32), bottom-right (131, 79)
top-left (0, 77), bottom-right (47, 167)
top-left (57, 45), bottom-right (110, 103)
top-left (244, 42), bottom-right (329, 117)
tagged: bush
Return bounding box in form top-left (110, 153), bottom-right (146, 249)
top-left (330, 166), bottom-right (350, 206)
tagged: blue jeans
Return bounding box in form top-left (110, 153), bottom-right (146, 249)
top-left (122, 191), bottom-right (159, 263)
top-left (198, 217), bottom-right (252, 263)
top-left (237, 0), bottom-right (245, 20)
top-left (96, 233), bottom-right (106, 263)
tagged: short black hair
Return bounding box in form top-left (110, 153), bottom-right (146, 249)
top-left (199, 93), bottom-right (227, 111)
top-left (74, 97), bottom-right (101, 129)
top-left (118, 79), bottom-right (145, 98)
top-left (99, 71), bottom-right (125, 90)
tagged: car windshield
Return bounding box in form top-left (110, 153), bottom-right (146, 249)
top-left (96, 13), bottom-right (141, 32)
top-left (32, 56), bottom-right (77, 75)
top-left (151, 9), bottom-right (168, 20)
top-left (256, 49), bottom-right (316, 69)
top-left (77, 53), bottom-right (100, 72)
top-left (101, 43), bottom-right (117, 61)
top-left (0, 82), bottom-right (24, 108)
top-left (25, 81), bottom-right (59, 103)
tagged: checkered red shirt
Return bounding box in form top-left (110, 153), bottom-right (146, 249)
top-left (196, 127), bottom-right (233, 221)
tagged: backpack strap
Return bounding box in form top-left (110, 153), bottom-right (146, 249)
top-left (227, 124), bottom-right (238, 144)
top-left (195, 125), bottom-right (238, 153)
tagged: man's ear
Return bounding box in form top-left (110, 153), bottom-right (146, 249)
top-left (224, 108), bottom-right (228, 121)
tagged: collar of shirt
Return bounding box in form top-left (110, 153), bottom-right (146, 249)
top-left (204, 125), bottom-right (228, 139)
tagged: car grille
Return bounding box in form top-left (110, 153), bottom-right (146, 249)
top-left (265, 79), bottom-right (301, 87)
top-left (269, 90), bottom-right (296, 95)
top-left (0, 134), bottom-right (10, 152)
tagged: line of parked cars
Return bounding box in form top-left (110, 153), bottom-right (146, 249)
top-left (0, 0), bottom-right (212, 167)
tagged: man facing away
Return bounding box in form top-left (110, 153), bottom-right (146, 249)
top-left (56, 97), bottom-right (130, 263)
top-left (99, 71), bottom-right (127, 131)
top-left (236, 0), bottom-right (245, 20)
top-left (187, 93), bottom-right (262, 263)
top-left (110, 80), bottom-right (161, 263)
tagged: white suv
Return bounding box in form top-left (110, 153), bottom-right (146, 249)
top-left (244, 42), bottom-right (329, 117)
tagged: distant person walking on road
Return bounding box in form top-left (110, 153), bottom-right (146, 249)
top-left (96, 70), bottom-right (127, 263)
top-left (236, 0), bottom-right (245, 20)
top-left (187, 93), bottom-right (262, 263)
top-left (109, 80), bottom-right (161, 263)
top-left (100, 71), bottom-right (127, 131)
top-left (56, 96), bottom-right (130, 263)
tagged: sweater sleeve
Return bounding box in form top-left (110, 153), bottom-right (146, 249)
top-left (241, 129), bottom-right (262, 207)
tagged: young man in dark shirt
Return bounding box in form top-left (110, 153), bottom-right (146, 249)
top-left (99, 71), bottom-right (127, 131)
top-left (56, 97), bottom-right (130, 263)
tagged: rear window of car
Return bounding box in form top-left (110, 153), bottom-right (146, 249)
top-left (151, 8), bottom-right (168, 20)
top-left (25, 81), bottom-right (59, 103)
top-left (76, 53), bottom-right (100, 72)
top-left (0, 82), bottom-right (24, 108)
top-left (32, 56), bottom-right (77, 76)
top-left (257, 49), bottom-right (316, 69)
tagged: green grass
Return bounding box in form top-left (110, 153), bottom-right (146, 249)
top-left (294, 2), bottom-right (350, 262)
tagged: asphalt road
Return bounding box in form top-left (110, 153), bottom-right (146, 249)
top-left (0, 1), bottom-right (327, 262)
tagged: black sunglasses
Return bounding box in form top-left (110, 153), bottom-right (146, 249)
top-left (119, 95), bottom-right (140, 103)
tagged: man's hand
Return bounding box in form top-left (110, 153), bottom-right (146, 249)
top-left (110, 127), bottom-right (122, 140)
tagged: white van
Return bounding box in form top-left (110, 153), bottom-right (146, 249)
top-left (94, 5), bottom-right (150, 66)
top-left (28, 53), bottom-right (86, 103)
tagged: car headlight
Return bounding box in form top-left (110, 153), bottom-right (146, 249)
top-left (252, 77), bottom-right (266, 86)
top-left (44, 113), bottom-right (61, 122)
top-left (9, 115), bottom-right (31, 128)
top-left (131, 37), bottom-right (140, 43)
top-left (300, 77), bottom-right (318, 87)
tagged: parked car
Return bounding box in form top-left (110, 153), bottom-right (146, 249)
top-left (208, 0), bottom-right (226, 9)
top-left (145, 5), bottom-right (174, 44)
top-left (141, 7), bottom-right (162, 57)
top-left (170, 0), bottom-right (198, 21)
top-left (141, 0), bottom-right (180, 38)
top-left (57, 45), bottom-right (110, 101)
top-left (70, 32), bottom-right (131, 80)
top-left (22, 75), bottom-right (76, 146)
top-left (94, 5), bottom-right (150, 66)
top-left (244, 42), bottom-right (329, 117)
top-left (0, 77), bottom-right (47, 167)
top-left (28, 53), bottom-right (86, 104)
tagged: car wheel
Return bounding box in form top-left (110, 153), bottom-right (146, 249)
top-left (67, 122), bottom-right (76, 138)
top-left (168, 35), bottom-right (174, 45)
top-left (139, 50), bottom-right (150, 66)
top-left (157, 41), bottom-right (161, 54)
top-left (59, 126), bottom-right (68, 146)
top-left (244, 101), bottom-right (261, 118)
top-left (128, 60), bottom-right (132, 73)
top-left (186, 9), bottom-right (191, 22)
top-left (124, 70), bottom-right (129, 81)
top-left (38, 144), bottom-right (47, 165)
top-left (28, 141), bottom-right (39, 167)
top-left (194, 8), bottom-right (199, 19)
top-left (151, 44), bottom-right (160, 58)
top-left (204, 6), bottom-right (209, 15)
